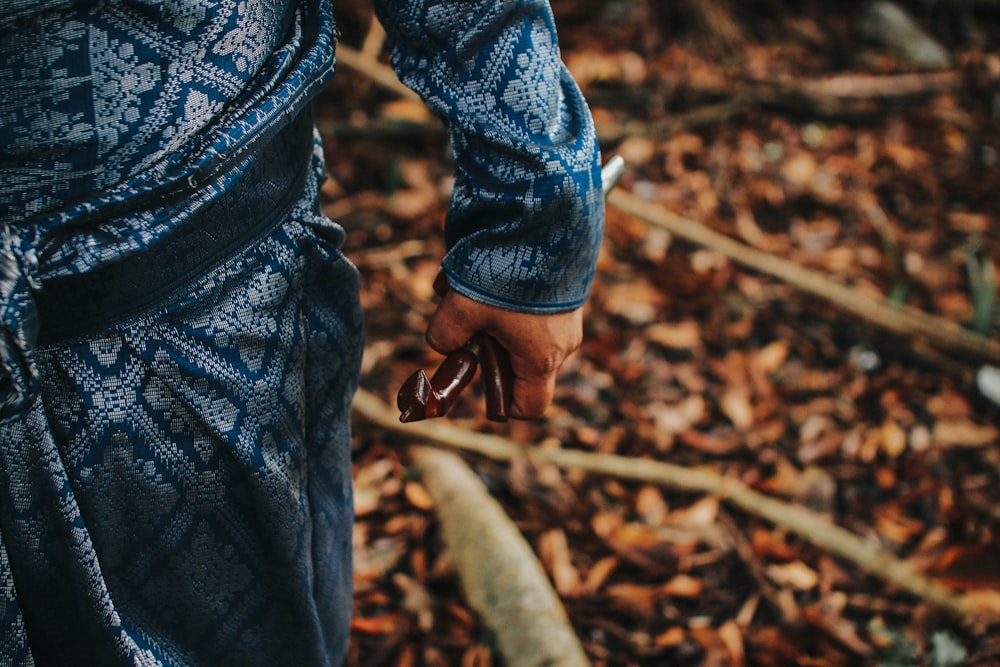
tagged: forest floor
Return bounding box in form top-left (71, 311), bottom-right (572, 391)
top-left (314, 1), bottom-right (1000, 665)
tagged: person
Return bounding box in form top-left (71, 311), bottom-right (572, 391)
top-left (0, 0), bottom-right (604, 664)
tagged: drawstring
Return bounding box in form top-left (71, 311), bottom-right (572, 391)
top-left (0, 223), bottom-right (40, 421)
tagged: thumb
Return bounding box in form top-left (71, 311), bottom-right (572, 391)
top-left (425, 291), bottom-right (483, 355)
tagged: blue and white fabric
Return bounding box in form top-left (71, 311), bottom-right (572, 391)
top-left (0, 0), bottom-right (603, 664)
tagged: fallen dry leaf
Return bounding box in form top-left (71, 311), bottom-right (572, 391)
top-left (666, 496), bottom-right (720, 529)
top-left (578, 556), bottom-right (619, 595)
top-left (721, 386), bottom-right (755, 429)
top-left (337, 3), bottom-right (1000, 663)
top-left (932, 420), bottom-right (998, 449)
top-left (654, 626), bottom-right (687, 649)
top-left (880, 419), bottom-right (908, 459)
top-left (646, 396), bottom-right (707, 434)
top-left (645, 320), bottom-right (702, 350)
top-left (404, 481), bottom-right (435, 511)
top-left (661, 574), bottom-right (704, 598)
top-left (538, 528), bottom-right (581, 596)
top-left (599, 279), bottom-right (666, 325)
top-left (392, 572), bottom-right (435, 632)
top-left (765, 561), bottom-right (820, 591)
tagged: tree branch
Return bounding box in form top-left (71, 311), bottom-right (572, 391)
top-left (410, 445), bottom-right (590, 667)
top-left (608, 189), bottom-right (1000, 366)
top-left (352, 389), bottom-right (991, 626)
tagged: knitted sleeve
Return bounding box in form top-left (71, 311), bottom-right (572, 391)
top-left (370, 0), bottom-right (604, 313)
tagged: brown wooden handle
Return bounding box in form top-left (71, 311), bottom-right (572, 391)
top-left (477, 333), bottom-right (513, 422)
top-left (397, 347), bottom-right (479, 423)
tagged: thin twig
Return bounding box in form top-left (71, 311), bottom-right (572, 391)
top-left (608, 188), bottom-right (1000, 366)
top-left (352, 389), bottom-right (987, 625)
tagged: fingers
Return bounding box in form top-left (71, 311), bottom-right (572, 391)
top-left (508, 363), bottom-right (559, 420)
top-left (425, 292), bottom-right (479, 355)
top-left (425, 289), bottom-right (582, 420)
top-left (508, 314), bottom-right (582, 418)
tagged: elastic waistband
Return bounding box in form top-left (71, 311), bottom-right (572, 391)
top-left (35, 111), bottom-right (315, 346)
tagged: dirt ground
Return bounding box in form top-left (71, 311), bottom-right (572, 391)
top-left (314, 1), bottom-right (1000, 665)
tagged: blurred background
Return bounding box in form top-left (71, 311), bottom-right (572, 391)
top-left (314, 1), bottom-right (1000, 665)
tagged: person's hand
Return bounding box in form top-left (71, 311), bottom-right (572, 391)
top-left (425, 290), bottom-right (582, 419)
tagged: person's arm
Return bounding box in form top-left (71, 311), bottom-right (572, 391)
top-left (370, 0), bottom-right (604, 418)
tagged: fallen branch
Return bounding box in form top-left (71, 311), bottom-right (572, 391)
top-left (686, 69), bottom-right (965, 116)
top-left (597, 97), bottom-right (753, 144)
top-left (607, 188), bottom-right (1000, 366)
top-left (410, 446), bottom-right (590, 667)
top-left (352, 389), bottom-right (988, 625)
top-left (793, 70), bottom-right (963, 99)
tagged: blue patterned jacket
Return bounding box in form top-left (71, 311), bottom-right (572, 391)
top-left (1, 0), bottom-right (604, 313)
top-left (0, 1), bottom-right (603, 664)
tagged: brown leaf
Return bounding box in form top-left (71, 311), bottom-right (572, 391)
top-left (765, 561), bottom-right (819, 590)
top-left (392, 573), bottom-right (435, 632)
top-left (612, 522), bottom-right (674, 550)
top-left (753, 340), bottom-right (790, 377)
top-left (460, 645), bottom-right (493, 667)
top-left (605, 583), bottom-right (661, 619)
top-left (965, 590), bottom-right (1000, 620)
top-left (379, 98), bottom-right (434, 124)
top-left (565, 49), bottom-right (647, 86)
top-left (932, 420), bottom-right (998, 449)
top-left (354, 535), bottom-right (407, 582)
top-left (751, 527), bottom-right (800, 561)
top-left (578, 556), bottom-right (619, 595)
top-left (635, 485), bottom-right (670, 525)
top-left (883, 141), bottom-right (929, 171)
top-left (395, 645), bottom-right (417, 667)
top-left (354, 485), bottom-right (381, 517)
top-left (874, 512), bottom-right (925, 546)
top-left (926, 387), bottom-right (973, 420)
top-left (758, 461), bottom-right (837, 514)
top-left (602, 523), bottom-right (679, 574)
top-left (661, 574), bottom-right (704, 598)
top-left (689, 625), bottom-right (739, 667)
top-left (646, 396), bottom-right (707, 434)
top-left (351, 613), bottom-right (408, 635)
top-left (615, 136), bottom-right (658, 167)
top-left (669, 497), bottom-right (720, 528)
top-left (654, 626), bottom-right (687, 649)
top-left (404, 481), bottom-right (435, 511)
top-left (721, 386), bottom-right (755, 429)
top-left (678, 429), bottom-right (744, 456)
top-left (600, 279), bottom-right (665, 325)
top-left (929, 542), bottom-right (1000, 590)
top-left (781, 152), bottom-right (817, 189)
top-left (591, 510), bottom-right (624, 540)
top-left (718, 620), bottom-right (746, 666)
top-left (538, 529), bottom-right (581, 596)
top-left (946, 211), bottom-right (990, 233)
top-left (385, 188), bottom-right (439, 221)
top-left (645, 320), bottom-right (702, 350)
top-left (746, 626), bottom-right (805, 667)
top-left (354, 457), bottom-right (399, 490)
top-left (802, 602), bottom-right (872, 656)
top-left (880, 419), bottom-right (908, 459)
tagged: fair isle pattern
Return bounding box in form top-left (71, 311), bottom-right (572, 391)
top-left (0, 0), bottom-right (604, 665)
top-left (1, 0), bottom-right (297, 222)
top-left (2, 117), bottom-right (364, 666)
top-left (36, 199), bottom-right (362, 666)
top-left (374, 0), bottom-right (605, 313)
